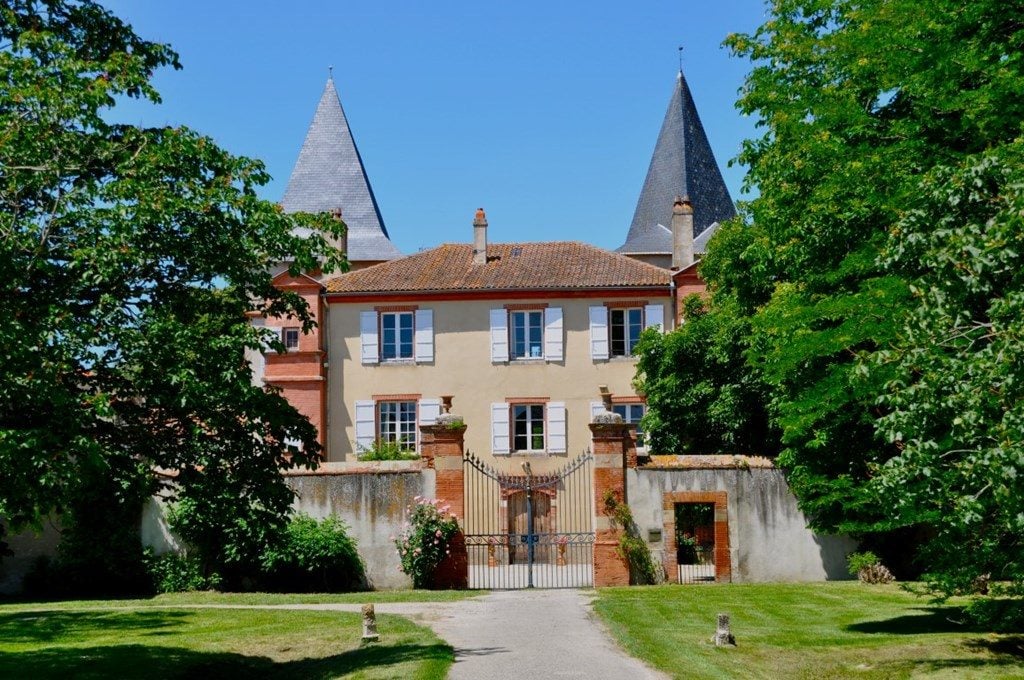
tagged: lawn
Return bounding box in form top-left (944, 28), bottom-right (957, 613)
top-left (0, 588), bottom-right (480, 613)
top-left (594, 582), bottom-right (1024, 679)
top-left (0, 605), bottom-right (452, 679)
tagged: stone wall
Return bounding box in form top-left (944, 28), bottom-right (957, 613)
top-left (0, 521), bottom-right (61, 595)
top-left (627, 459), bottom-right (855, 582)
top-left (284, 461), bottom-right (435, 590)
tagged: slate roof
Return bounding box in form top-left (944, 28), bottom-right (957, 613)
top-left (281, 78), bottom-right (402, 262)
top-left (618, 71), bottom-right (736, 256)
top-left (324, 242), bottom-right (671, 294)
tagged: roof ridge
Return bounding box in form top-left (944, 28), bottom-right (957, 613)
top-left (323, 240), bottom-right (672, 292)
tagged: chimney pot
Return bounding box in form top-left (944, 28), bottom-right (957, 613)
top-left (473, 208), bottom-right (488, 264)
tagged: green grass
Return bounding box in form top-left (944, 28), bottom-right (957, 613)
top-left (594, 582), bottom-right (1024, 679)
top-left (0, 606), bottom-right (451, 679)
top-left (1, 588), bottom-right (481, 612)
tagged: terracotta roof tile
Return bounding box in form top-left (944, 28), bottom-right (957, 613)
top-left (325, 242), bottom-right (671, 294)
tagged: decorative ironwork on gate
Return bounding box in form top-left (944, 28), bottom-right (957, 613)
top-left (463, 450), bottom-right (594, 589)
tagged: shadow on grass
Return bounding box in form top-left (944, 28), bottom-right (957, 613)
top-left (0, 641), bottom-right (453, 679)
top-left (845, 606), bottom-right (977, 635)
top-left (0, 610), bottom-right (190, 644)
top-left (966, 635), bottom-right (1024, 659)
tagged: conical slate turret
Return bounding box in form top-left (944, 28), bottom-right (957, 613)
top-left (618, 71), bottom-right (736, 258)
top-left (282, 77), bottom-right (401, 262)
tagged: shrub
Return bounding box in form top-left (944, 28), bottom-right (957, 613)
top-left (847, 551), bottom-right (895, 584)
top-left (603, 489), bottom-right (661, 585)
top-left (394, 497), bottom-right (460, 588)
top-left (260, 513), bottom-right (365, 592)
top-left (146, 550), bottom-right (222, 593)
top-left (358, 439), bottom-right (420, 461)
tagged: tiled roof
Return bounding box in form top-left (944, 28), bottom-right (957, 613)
top-left (325, 242), bottom-right (671, 294)
top-left (618, 71), bottom-right (736, 255)
top-left (281, 78), bottom-right (402, 263)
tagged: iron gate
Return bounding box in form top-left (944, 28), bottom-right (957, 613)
top-left (463, 450), bottom-right (594, 588)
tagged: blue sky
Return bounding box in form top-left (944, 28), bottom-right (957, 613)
top-left (105, 1), bottom-right (766, 254)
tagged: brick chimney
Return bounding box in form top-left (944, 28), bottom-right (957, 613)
top-left (330, 206), bottom-right (348, 255)
top-left (472, 208), bottom-right (488, 265)
top-left (671, 195), bottom-right (694, 270)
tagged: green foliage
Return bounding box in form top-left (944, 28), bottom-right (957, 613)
top-left (846, 551), bottom-right (881, 577)
top-left (49, 462), bottom-right (152, 597)
top-left (358, 439), bottom-right (420, 461)
top-left (145, 550), bottom-right (221, 593)
top-left (873, 143), bottom-right (1024, 597)
top-left (965, 597), bottom-right (1024, 633)
top-left (0, 0), bottom-right (346, 580)
top-left (639, 0), bottom-right (1024, 595)
top-left (718, 0), bottom-right (1024, 537)
top-left (603, 490), bottom-right (660, 585)
top-left (634, 295), bottom-right (777, 455)
top-left (394, 497), bottom-right (460, 589)
top-left (260, 514), bottom-right (365, 592)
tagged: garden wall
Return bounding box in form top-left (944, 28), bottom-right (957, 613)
top-left (284, 461), bottom-right (434, 590)
top-left (0, 521), bottom-right (61, 595)
top-left (627, 457), bottom-right (856, 582)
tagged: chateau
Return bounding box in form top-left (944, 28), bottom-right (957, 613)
top-left (256, 70), bottom-right (736, 467)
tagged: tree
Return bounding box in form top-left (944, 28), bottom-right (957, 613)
top-left (634, 294), bottom-right (777, 457)
top-left (874, 142), bottom-right (1024, 595)
top-left (638, 0), bottom-right (1024, 591)
top-left (0, 0), bottom-right (345, 583)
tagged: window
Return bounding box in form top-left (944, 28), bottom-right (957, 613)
top-left (510, 310), bottom-right (544, 359)
top-left (513, 404), bottom-right (545, 452)
top-left (490, 307), bottom-right (562, 363)
top-left (589, 304), bottom-right (664, 361)
top-left (378, 400), bottom-right (417, 450)
top-left (492, 401), bottom-right (565, 454)
top-left (610, 308), bottom-right (643, 357)
top-left (380, 312), bottom-right (414, 360)
top-left (361, 309), bottom-right (433, 365)
top-left (613, 403), bottom-right (647, 445)
top-left (283, 327), bottom-right (300, 351)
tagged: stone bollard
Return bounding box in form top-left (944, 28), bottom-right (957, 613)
top-left (361, 603), bottom-right (379, 643)
top-left (712, 612), bottom-right (736, 647)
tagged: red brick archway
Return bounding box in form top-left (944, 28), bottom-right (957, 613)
top-left (663, 491), bottom-right (731, 582)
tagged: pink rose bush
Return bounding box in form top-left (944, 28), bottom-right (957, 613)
top-left (393, 496), bottom-right (460, 588)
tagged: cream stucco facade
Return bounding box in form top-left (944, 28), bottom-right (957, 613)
top-left (325, 295), bottom-right (672, 471)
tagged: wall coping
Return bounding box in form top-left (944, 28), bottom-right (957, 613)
top-left (283, 460), bottom-right (426, 476)
top-left (640, 454), bottom-right (775, 470)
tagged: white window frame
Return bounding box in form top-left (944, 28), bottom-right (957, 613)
top-left (378, 400), bottom-right (418, 450)
top-left (512, 403), bottom-right (546, 453)
top-left (380, 311), bottom-right (415, 361)
top-left (362, 309), bottom-right (434, 364)
top-left (283, 326), bottom-right (301, 351)
top-left (509, 309), bottom-right (545, 360)
top-left (609, 307), bottom-right (644, 357)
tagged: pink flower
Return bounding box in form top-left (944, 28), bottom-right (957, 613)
top-left (435, 529), bottom-right (442, 538)
top-left (434, 539), bottom-right (439, 545)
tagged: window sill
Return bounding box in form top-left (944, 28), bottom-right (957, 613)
top-left (607, 355), bottom-right (639, 362)
top-left (509, 358), bottom-right (547, 365)
top-left (378, 358), bottom-right (416, 366)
